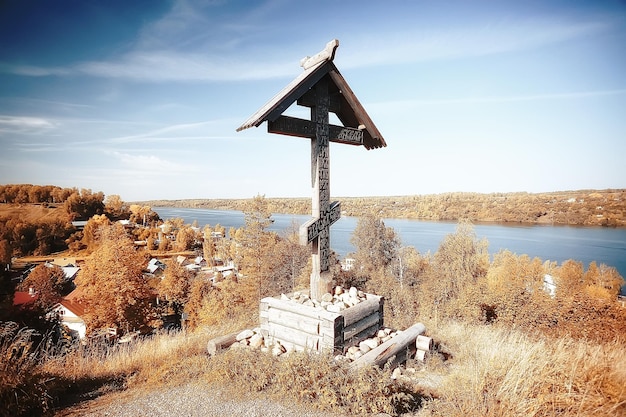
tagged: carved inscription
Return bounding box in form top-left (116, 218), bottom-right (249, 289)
top-left (334, 127), bottom-right (363, 145)
top-left (268, 115), bottom-right (363, 146)
top-left (302, 201), bottom-right (341, 243)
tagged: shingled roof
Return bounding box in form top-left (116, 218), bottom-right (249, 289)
top-left (236, 40), bottom-right (386, 150)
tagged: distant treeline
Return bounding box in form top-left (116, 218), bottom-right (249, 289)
top-left (137, 189), bottom-right (626, 227)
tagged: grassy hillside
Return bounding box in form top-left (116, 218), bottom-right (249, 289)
top-left (136, 189), bottom-right (626, 227)
top-left (3, 316), bottom-right (624, 417)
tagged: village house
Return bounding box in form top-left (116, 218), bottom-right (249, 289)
top-left (49, 288), bottom-right (87, 340)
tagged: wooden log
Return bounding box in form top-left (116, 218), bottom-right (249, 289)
top-left (349, 322), bottom-right (426, 370)
top-left (261, 308), bottom-right (321, 335)
top-left (260, 297), bottom-right (340, 322)
top-left (207, 331), bottom-right (239, 355)
top-left (263, 321), bottom-right (321, 351)
top-left (416, 335), bottom-right (433, 351)
top-left (342, 295), bottom-right (382, 327)
top-left (343, 312), bottom-right (381, 341)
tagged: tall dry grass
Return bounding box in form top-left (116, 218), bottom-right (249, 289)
top-left (3, 316), bottom-right (625, 417)
top-left (427, 322), bottom-right (626, 417)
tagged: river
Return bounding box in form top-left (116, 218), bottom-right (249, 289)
top-left (153, 207), bottom-right (626, 295)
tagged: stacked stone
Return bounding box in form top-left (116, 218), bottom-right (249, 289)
top-left (280, 285), bottom-right (369, 313)
top-left (339, 327), bottom-right (401, 362)
top-left (229, 327), bottom-right (288, 356)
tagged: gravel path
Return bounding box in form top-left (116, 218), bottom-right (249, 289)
top-left (57, 382), bottom-right (355, 417)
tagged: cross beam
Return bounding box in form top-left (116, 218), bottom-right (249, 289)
top-left (268, 115), bottom-right (364, 146)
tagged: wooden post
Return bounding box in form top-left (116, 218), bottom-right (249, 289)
top-left (349, 322), bottom-right (426, 370)
top-left (300, 76), bottom-right (340, 301)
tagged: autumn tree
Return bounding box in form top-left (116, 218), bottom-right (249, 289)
top-left (174, 224), bottom-right (199, 251)
top-left (75, 224), bottom-right (152, 334)
top-left (271, 222), bottom-right (310, 294)
top-left (0, 239), bottom-right (11, 270)
top-left (159, 258), bottom-right (193, 314)
top-left (483, 251), bottom-right (550, 326)
top-left (236, 195), bottom-right (279, 298)
top-left (420, 221), bottom-right (489, 320)
top-left (128, 204), bottom-right (159, 226)
top-left (63, 189), bottom-right (105, 220)
top-left (17, 263), bottom-right (70, 312)
top-left (104, 194), bottom-right (127, 220)
top-left (78, 214), bottom-right (111, 253)
top-left (350, 212), bottom-right (400, 289)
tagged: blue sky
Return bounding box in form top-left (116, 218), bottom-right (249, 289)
top-left (1, 0), bottom-right (625, 202)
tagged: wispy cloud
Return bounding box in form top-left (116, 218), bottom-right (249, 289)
top-left (373, 88), bottom-right (626, 107)
top-left (0, 3), bottom-right (617, 83)
top-left (339, 18), bottom-right (613, 69)
top-left (0, 115), bottom-right (56, 133)
top-left (108, 151), bottom-right (202, 176)
top-left (108, 119), bottom-right (236, 143)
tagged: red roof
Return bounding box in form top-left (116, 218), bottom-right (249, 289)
top-left (58, 288), bottom-right (86, 317)
top-left (58, 298), bottom-right (86, 317)
top-left (13, 291), bottom-right (38, 306)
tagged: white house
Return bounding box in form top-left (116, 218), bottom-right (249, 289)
top-left (341, 257), bottom-right (355, 271)
top-left (543, 274), bottom-right (557, 298)
top-left (49, 288), bottom-right (87, 340)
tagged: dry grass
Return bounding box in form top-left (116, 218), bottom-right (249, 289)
top-left (3, 316), bottom-right (625, 417)
top-left (426, 322), bottom-right (626, 417)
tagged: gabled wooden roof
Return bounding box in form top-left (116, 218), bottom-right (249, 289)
top-left (236, 44), bottom-right (386, 150)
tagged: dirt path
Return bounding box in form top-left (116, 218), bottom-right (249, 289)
top-left (55, 383), bottom-right (354, 417)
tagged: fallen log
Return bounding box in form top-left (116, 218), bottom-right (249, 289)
top-left (207, 331), bottom-right (239, 355)
top-left (349, 322), bottom-right (426, 370)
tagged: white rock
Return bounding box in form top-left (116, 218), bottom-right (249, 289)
top-left (280, 293), bottom-right (290, 301)
top-left (236, 329), bottom-right (254, 341)
top-left (391, 367), bottom-right (403, 380)
top-left (326, 303), bottom-right (344, 313)
top-left (347, 346), bottom-right (361, 355)
top-left (334, 286), bottom-right (343, 295)
top-left (249, 333), bottom-right (264, 349)
top-left (321, 292), bottom-right (333, 303)
top-left (377, 329), bottom-right (387, 338)
top-left (272, 342), bottom-right (286, 356)
top-left (359, 341), bottom-right (372, 353)
top-left (363, 337), bottom-right (380, 350)
top-left (303, 299), bottom-right (315, 307)
top-left (348, 286), bottom-right (358, 298)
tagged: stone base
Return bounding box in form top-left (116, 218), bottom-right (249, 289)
top-left (259, 290), bottom-right (383, 353)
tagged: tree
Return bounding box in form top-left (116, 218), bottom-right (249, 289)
top-left (271, 222), bottom-right (310, 293)
top-left (420, 221), bottom-right (489, 320)
top-left (350, 212), bottom-right (400, 284)
top-left (236, 195), bottom-right (278, 298)
top-left (80, 214), bottom-right (111, 252)
top-left (104, 194), bottom-right (126, 220)
top-left (0, 239), bottom-right (12, 269)
top-left (159, 258), bottom-right (192, 314)
top-left (75, 224), bottom-right (152, 334)
top-left (17, 263), bottom-right (69, 312)
top-left (174, 224), bottom-right (198, 251)
top-left (63, 189), bottom-right (105, 220)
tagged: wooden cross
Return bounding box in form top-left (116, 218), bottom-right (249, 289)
top-left (236, 39), bottom-right (386, 301)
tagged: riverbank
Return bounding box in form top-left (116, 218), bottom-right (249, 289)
top-left (135, 189), bottom-right (626, 227)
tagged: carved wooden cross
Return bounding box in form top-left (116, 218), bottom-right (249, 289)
top-left (236, 39), bottom-right (386, 301)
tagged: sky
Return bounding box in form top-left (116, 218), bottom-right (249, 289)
top-left (0, 0), bottom-right (625, 202)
